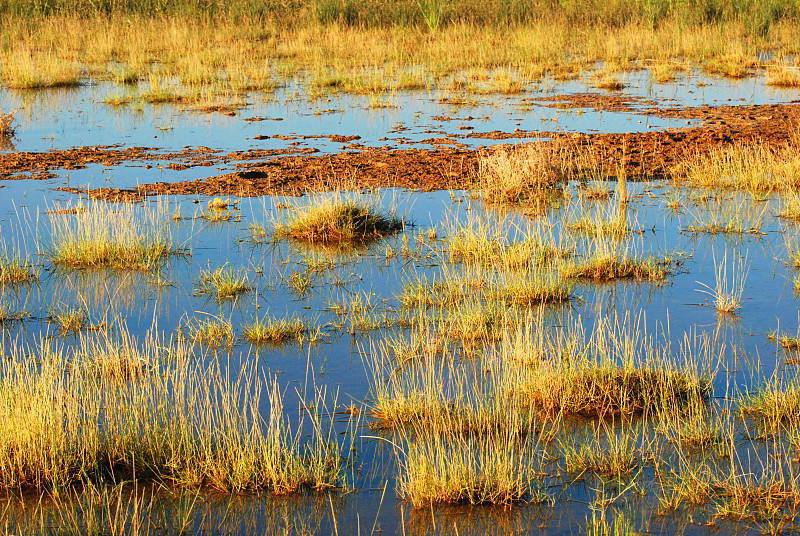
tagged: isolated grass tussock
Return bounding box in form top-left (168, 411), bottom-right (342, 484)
top-left (274, 196), bottom-right (402, 245)
top-left (560, 253), bottom-right (674, 282)
top-left (474, 144), bottom-right (567, 204)
top-left (0, 252), bottom-right (38, 284)
top-left (195, 264), bottom-right (252, 299)
top-left (696, 250), bottom-right (748, 314)
top-left (243, 315), bottom-right (311, 346)
top-left (46, 200), bottom-right (181, 270)
top-left (0, 329), bottom-right (350, 493)
top-left (179, 316), bottom-right (235, 348)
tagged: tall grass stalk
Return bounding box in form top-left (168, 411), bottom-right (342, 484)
top-left (696, 250), bottom-right (748, 313)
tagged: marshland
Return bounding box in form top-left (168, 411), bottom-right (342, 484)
top-left (2, 0), bottom-right (800, 534)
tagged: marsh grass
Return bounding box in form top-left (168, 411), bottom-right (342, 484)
top-left (0, 308), bottom-right (30, 325)
top-left (0, 108), bottom-right (15, 137)
top-left (684, 195), bottom-right (766, 235)
top-left (0, 251), bottom-right (38, 284)
top-left (474, 144), bottom-right (567, 205)
top-left (78, 327), bottom-right (155, 380)
top-left (0, 328), bottom-right (352, 493)
top-left (201, 197), bottom-right (241, 222)
top-left (445, 216), bottom-right (570, 270)
top-left (674, 142), bottom-right (800, 192)
top-left (696, 250), bottom-right (748, 313)
top-left (777, 191), bottom-right (800, 221)
top-left (579, 181), bottom-right (614, 200)
top-left (46, 200), bottom-right (182, 270)
top-left (243, 315), bottom-right (312, 346)
top-left (766, 64), bottom-right (800, 87)
top-left (567, 201), bottom-right (633, 239)
top-left (273, 193), bottom-right (402, 246)
top-left (559, 242), bottom-right (674, 282)
top-left (399, 269), bottom-right (572, 308)
top-left (52, 306), bottom-right (88, 334)
top-left (370, 313), bottom-right (711, 432)
top-left (0, 49), bottom-right (81, 89)
top-left (560, 424), bottom-right (644, 479)
top-left (180, 316), bottom-right (235, 348)
top-left (397, 423), bottom-right (534, 507)
top-left (504, 315), bottom-right (712, 419)
top-left (740, 378), bottom-right (800, 426)
top-left (195, 264), bottom-right (252, 300)
top-left (593, 75), bottom-right (624, 91)
top-left (373, 311), bottom-right (720, 507)
top-left (650, 61), bottom-right (684, 83)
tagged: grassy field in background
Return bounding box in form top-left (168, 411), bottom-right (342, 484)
top-left (0, 0), bottom-right (799, 94)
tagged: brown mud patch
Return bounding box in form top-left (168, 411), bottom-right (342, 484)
top-left (523, 93), bottom-right (667, 113)
top-left (3, 98), bottom-right (800, 201)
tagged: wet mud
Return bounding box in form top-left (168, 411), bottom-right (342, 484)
top-left (4, 96), bottom-right (800, 201)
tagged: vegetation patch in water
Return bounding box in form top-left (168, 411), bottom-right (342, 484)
top-left (45, 201), bottom-right (182, 270)
top-left (274, 195), bottom-right (403, 246)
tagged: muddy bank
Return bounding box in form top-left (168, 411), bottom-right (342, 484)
top-left (6, 99), bottom-right (800, 201)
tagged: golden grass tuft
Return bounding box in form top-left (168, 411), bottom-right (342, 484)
top-left (0, 252), bottom-right (38, 285)
top-left (46, 200), bottom-right (181, 270)
top-left (740, 378), bottom-right (800, 426)
top-left (274, 194), bottom-right (402, 246)
top-left (560, 252), bottom-right (674, 282)
top-left (766, 65), bottom-right (800, 87)
top-left (243, 315), bottom-right (312, 346)
top-left (473, 144), bottom-right (567, 204)
top-left (696, 250), bottom-right (748, 313)
top-left (397, 424), bottom-right (532, 507)
top-left (195, 264), bottom-right (252, 300)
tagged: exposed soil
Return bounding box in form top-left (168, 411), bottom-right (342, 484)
top-left (4, 95), bottom-right (800, 201)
